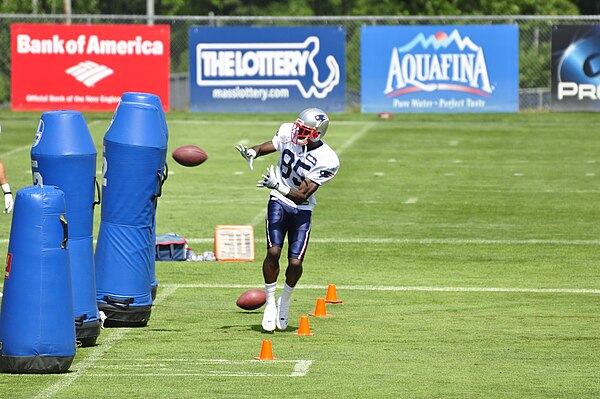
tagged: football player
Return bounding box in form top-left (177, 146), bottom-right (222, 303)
top-left (236, 108), bottom-right (340, 332)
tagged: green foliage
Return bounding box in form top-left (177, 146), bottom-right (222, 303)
top-left (0, 0), bottom-right (583, 16)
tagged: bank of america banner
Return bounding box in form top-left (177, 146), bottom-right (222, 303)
top-left (551, 25), bottom-right (600, 112)
top-left (189, 26), bottom-right (345, 113)
top-left (11, 23), bottom-right (170, 111)
top-left (361, 25), bottom-right (519, 113)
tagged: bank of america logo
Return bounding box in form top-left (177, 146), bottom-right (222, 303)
top-left (65, 61), bottom-right (114, 87)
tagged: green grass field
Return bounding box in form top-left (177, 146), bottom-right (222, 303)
top-left (0, 111), bottom-right (599, 398)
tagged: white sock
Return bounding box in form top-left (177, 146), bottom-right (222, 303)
top-left (265, 282), bottom-right (277, 304)
top-left (281, 283), bottom-right (294, 303)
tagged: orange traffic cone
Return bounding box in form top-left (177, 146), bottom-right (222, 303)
top-left (325, 284), bottom-right (343, 304)
top-left (309, 298), bottom-right (331, 317)
top-left (255, 339), bottom-right (278, 360)
top-left (294, 316), bottom-right (314, 336)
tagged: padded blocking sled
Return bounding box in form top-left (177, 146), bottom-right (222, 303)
top-left (31, 110), bottom-right (101, 346)
top-left (120, 92), bottom-right (169, 299)
top-left (0, 186), bottom-right (76, 373)
top-left (95, 99), bottom-right (167, 327)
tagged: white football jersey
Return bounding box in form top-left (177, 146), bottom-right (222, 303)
top-left (270, 123), bottom-right (340, 211)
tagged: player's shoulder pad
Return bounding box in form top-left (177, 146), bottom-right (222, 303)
top-left (322, 143), bottom-right (340, 166)
top-left (276, 123), bottom-right (293, 137)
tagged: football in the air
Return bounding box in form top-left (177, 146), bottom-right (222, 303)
top-left (236, 289), bottom-right (266, 311)
top-left (172, 145), bottom-right (208, 167)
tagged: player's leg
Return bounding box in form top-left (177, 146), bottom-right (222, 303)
top-left (277, 209), bottom-right (311, 330)
top-left (262, 199), bottom-right (287, 332)
top-left (262, 248), bottom-right (280, 332)
top-left (262, 247), bottom-right (281, 284)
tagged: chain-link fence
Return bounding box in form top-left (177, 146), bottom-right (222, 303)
top-left (2, 14), bottom-right (600, 111)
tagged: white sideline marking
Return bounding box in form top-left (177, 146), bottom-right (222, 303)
top-left (335, 122), bottom-right (375, 155)
top-left (182, 237), bottom-right (600, 245)
top-left (291, 360), bottom-right (313, 377)
top-left (162, 283), bottom-right (600, 295)
top-left (79, 358), bottom-right (312, 378)
top-left (0, 145), bottom-right (32, 158)
top-left (4, 237), bottom-right (600, 246)
top-left (35, 286), bottom-right (178, 399)
top-left (403, 197), bottom-right (418, 204)
top-left (250, 208), bottom-right (265, 226)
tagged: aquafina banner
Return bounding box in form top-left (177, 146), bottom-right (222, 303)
top-left (361, 25), bottom-right (519, 113)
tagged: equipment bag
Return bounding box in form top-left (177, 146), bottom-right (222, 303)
top-left (155, 233), bottom-right (188, 261)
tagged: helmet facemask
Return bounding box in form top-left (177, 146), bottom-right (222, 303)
top-left (291, 108), bottom-right (329, 146)
top-left (291, 121), bottom-right (319, 145)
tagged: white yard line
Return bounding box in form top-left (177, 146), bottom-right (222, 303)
top-left (250, 208), bottom-right (266, 226)
top-left (0, 145), bottom-right (33, 158)
top-left (162, 283), bottom-right (600, 295)
top-left (334, 122), bottom-right (375, 155)
top-left (3, 237), bottom-right (600, 246)
top-left (186, 237), bottom-right (600, 245)
top-left (79, 372), bottom-right (301, 377)
top-left (291, 360), bottom-right (313, 377)
top-left (79, 358), bottom-right (313, 378)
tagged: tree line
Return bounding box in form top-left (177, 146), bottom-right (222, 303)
top-left (1, 0), bottom-right (598, 16)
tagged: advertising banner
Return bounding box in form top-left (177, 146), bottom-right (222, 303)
top-left (551, 25), bottom-right (600, 112)
top-left (361, 25), bottom-right (519, 113)
top-left (11, 23), bottom-right (170, 111)
top-left (189, 26), bottom-right (345, 113)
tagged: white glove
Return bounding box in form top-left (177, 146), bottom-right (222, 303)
top-left (2, 183), bottom-right (13, 214)
top-left (257, 165), bottom-right (290, 195)
top-left (235, 144), bottom-right (256, 171)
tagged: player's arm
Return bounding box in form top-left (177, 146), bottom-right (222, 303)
top-left (250, 141), bottom-right (276, 158)
top-left (235, 141), bottom-right (276, 171)
top-left (285, 178), bottom-right (319, 205)
top-left (257, 167), bottom-right (319, 204)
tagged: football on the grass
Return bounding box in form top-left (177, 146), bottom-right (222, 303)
top-left (236, 289), bottom-right (266, 310)
top-left (172, 145), bottom-right (208, 167)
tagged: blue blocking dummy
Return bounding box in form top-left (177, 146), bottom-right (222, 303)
top-left (119, 92), bottom-right (169, 301)
top-left (0, 185), bottom-right (75, 373)
top-left (30, 110), bottom-right (101, 347)
top-left (95, 99), bottom-right (168, 327)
